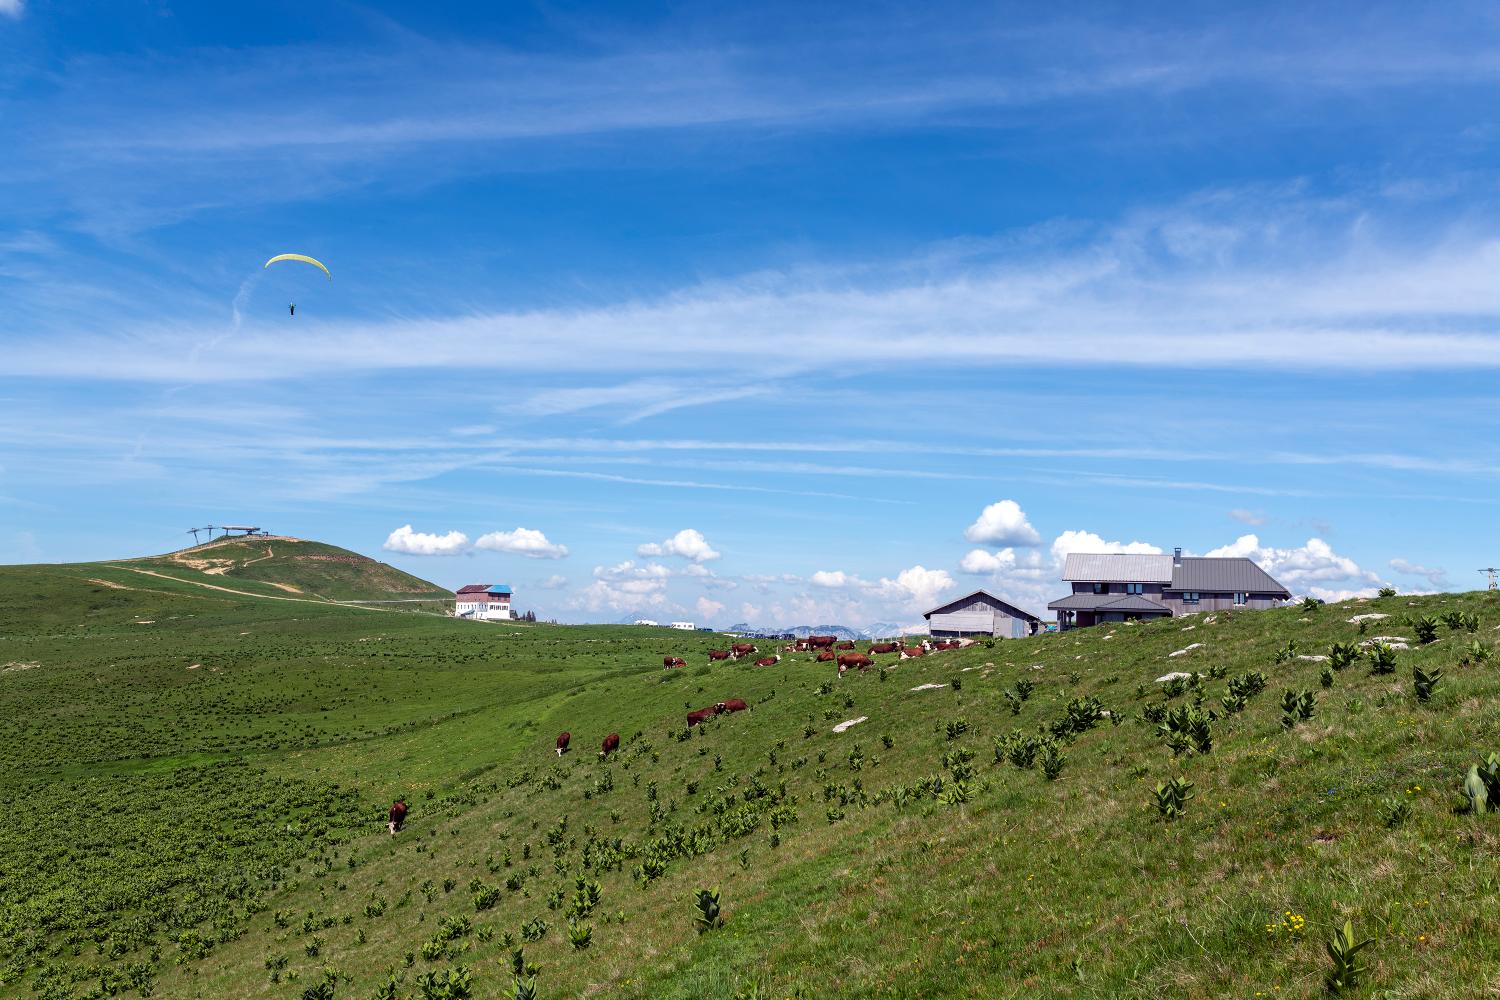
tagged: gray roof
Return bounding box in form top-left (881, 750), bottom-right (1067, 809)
top-left (1062, 553), bottom-right (1174, 583)
top-left (923, 589), bottom-right (1042, 622)
top-left (1047, 593), bottom-right (1171, 613)
top-left (1169, 558), bottom-right (1289, 596)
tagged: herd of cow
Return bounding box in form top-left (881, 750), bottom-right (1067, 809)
top-left (550, 634), bottom-right (978, 761)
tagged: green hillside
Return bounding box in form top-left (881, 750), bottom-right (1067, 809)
top-left (3, 563), bottom-right (1500, 998)
top-left (115, 535), bottom-right (454, 606)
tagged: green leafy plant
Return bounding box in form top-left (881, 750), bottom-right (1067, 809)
top-left (1327, 642), bottom-right (1360, 671)
top-left (567, 919), bottom-right (592, 950)
top-left (1379, 796), bottom-right (1411, 828)
top-left (1014, 677), bottom-right (1035, 701)
top-left (1274, 638), bottom-right (1300, 664)
top-left (1280, 689), bottom-right (1315, 728)
top-left (1462, 752), bottom-right (1500, 814)
top-left (692, 887), bottom-right (725, 934)
top-left (1378, 586), bottom-right (1397, 598)
top-left (1414, 616), bottom-right (1440, 644)
top-left (1040, 743), bottom-right (1066, 780)
top-left (1324, 920), bottom-right (1374, 994)
top-left (1462, 639), bottom-right (1491, 666)
top-left (1319, 665), bottom-right (1335, 689)
top-left (1300, 596), bottom-right (1321, 613)
top-left (1157, 704), bottom-right (1212, 755)
top-left (1228, 671), bottom-right (1267, 699)
top-left (1367, 643), bottom-right (1398, 675)
top-left (1152, 776), bottom-right (1193, 820)
top-left (1413, 664), bottom-right (1443, 702)
top-left (512, 975), bottom-right (538, 1000)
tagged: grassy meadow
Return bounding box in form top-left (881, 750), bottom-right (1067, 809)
top-left (4, 551), bottom-right (1500, 998)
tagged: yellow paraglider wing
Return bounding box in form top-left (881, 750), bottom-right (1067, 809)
top-left (264, 253), bottom-right (332, 279)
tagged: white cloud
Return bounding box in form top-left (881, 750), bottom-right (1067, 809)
top-left (695, 596), bottom-right (726, 620)
top-left (1206, 534), bottom-right (1380, 591)
top-left (1229, 508), bottom-right (1268, 526)
top-left (963, 500), bottom-right (1041, 546)
top-left (959, 547), bottom-right (1049, 579)
top-left (593, 560), bottom-right (672, 581)
top-left (535, 574), bottom-right (568, 590)
top-left (1050, 530), bottom-right (1163, 564)
top-left (382, 524), bottom-right (469, 556)
top-left (810, 570), bottom-right (851, 588)
top-left (473, 527), bottom-right (570, 559)
top-left (637, 528), bottom-right (721, 562)
top-left (1389, 558), bottom-right (1448, 588)
top-left (0, 1), bottom-right (23, 20)
top-left (870, 565), bottom-right (955, 608)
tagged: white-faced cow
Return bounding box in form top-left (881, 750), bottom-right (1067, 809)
top-left (730, 643), bottom-right (758, 658)
top-left (707, 649), bottom-right (732, 662)
top-left (716, 698), bottom-right (749, 714)
top-left (555, 731), bottom-right (571, 756)
top-left (899, 646), bottom-right (926, 659)
top-left (663, 656), bottom-right (687, 669)
top-left (599, 732), bottom-right (620, 758)
top-left (753, 655), bottom-right (781, 667)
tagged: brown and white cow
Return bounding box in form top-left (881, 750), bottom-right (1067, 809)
top-left (599, 732), bottom-right (620, 758)
top-left (815, 650), bottom-right (836, 663)
top-left (686, 705), bottom-right (721, 727)
top-left (899, 646), bottom-right (926, 659)
top-left (837, 653), bottom-right (874, 674)
top-left (834, 640), bottom-right (856, 650)
top-left (869, 642), bottom-right (901, 655)
top-left (663, 656), bottom-right (687, 669)
top-left (707, 649), bottom-right (732, 661)
top-left (730, 643), bottom-right (758, 658)
top-left (716, 698), bottom-right (749, 714)
top-left (807, 635), bottom-right (837, 649)
top-left (753, 655), bottom-right (781, 667)
top-left (555, 731), bottom-right (571, 756)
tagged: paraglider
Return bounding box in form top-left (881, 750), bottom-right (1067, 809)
top-left (264, 254), bottom-right (330, 316)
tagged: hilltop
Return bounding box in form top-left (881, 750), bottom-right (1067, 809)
top-left (2, 567), bottom-right (1499, 998)
top-left (114, 535), bottom-right (453, 607)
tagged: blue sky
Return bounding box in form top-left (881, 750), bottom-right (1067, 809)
top-left (3, 1), bottom-right (1499, 625)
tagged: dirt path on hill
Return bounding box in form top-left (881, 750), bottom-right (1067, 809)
top-left (114, 568), bottom-right (388, 611)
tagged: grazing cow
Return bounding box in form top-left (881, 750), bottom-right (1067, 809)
top-left (753, 655), bottom-right (781, 667)
top-left (869, 642), bottom-right (901, 655)
top-left (899, 646), bottom-right (926, 659)
top-left (555, 731), bottom-right (571, 756)
top-left (815, 650), bottom-right (836, 662)
top-left (837, 653), bottom-right (874, 673)
top-left (731, 643), bottom-right (758, 658)
top-left (707, 649), bottom-right (732, 661)
top-left (599, 732), bottom-right (620, 758)
top-left (663, 656), bottom-right (687, 669)
top-left (716, 698), bottom-right (749, 714)
top-left (686, 705), bottom-right (721, 727)
top-left (834, 640), bottom-right (856, 650)
top-left (807, 635), bottom-right (837, 649)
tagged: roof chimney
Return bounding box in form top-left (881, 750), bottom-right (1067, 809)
top-left (1173, 546), bottom-right (1182, 566)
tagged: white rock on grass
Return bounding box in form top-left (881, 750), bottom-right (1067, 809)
top-left (1347, 613), bottom-right (1389, 624)
top-left (910, 683), bottom-right (948, 692)
top-left (1168, 643), bottom-right (1204, 657)
top-left (1296, 654), bottom-right (1329, 662)
top-left (832, 716), bottom-right (868, 733)
top-left (1154, 671), bottom-right (1193, 683)
top-left (1181, 625), bottom-right (1196, 631)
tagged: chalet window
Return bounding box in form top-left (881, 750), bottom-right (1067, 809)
top-left (1091, 582), bottom-right (1108, 594)
top-left (1126, 583), bottom-right (1144, 595)
top-left (1183, 591), bottom-right (1200, 604)
top-left (1234, 592), bottom-right (1248, 606)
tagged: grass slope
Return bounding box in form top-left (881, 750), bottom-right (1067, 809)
top-left (4, 567), bottom-right (1500, 998)
top-left (119, 536), bottom-right (454, 606)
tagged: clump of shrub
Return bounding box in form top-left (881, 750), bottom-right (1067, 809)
top-left (1413, 665), bottom-right (1443, 703)
top-left (1152, 776), bottom-right (1193, 820)
top-left (693, 887), bottom-right (725, 933)
top-left (1280, 689), bottom-right (1315, 728)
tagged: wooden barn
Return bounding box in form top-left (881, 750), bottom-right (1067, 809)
top-left (923, 590), bottom-right (1043, 638)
